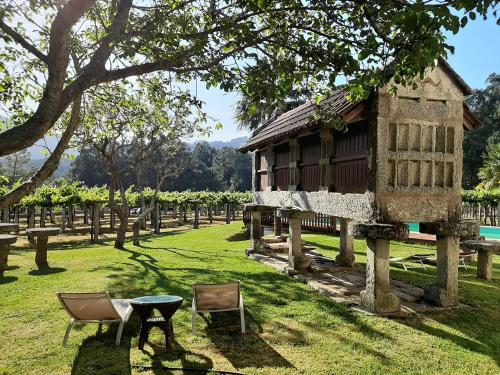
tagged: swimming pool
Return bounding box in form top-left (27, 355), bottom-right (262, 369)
top-left (408, 223), bottom-right (500, 240)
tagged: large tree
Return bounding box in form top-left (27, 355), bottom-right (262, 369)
top-left (478, 140), bottom-right (500, 190)
top-left (0, 0), bottom-right (498, 207)
top-left (463, 73), bottom-right (500, 188)
top-left (76, 81), bottom-right (204, 248)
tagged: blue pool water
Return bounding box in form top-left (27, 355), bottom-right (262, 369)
top-left (408, 223), bottom-right (500, 240)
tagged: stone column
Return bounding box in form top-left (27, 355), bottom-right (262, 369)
top-left (336, 218), bottom-right (355, 267)
top-left (35, 236), bottom-right (49, 268)
top-left (0, 235), bottom-right (17, 276)
top-left (244, 204), bottom-right (275, 253)
top-left (463, 240), bottom-right (500, 281)
top-left (250, 211), bottom-right (262, 251)
top-left (421, 221), bottom-right (479, 307)
top-left (319, 127), bottom-right (334, 191)
top-left (273, 208), bottom-right (282, 236)
top-left (278, 208), bottom-right (315, 273)
top-left (426, 235), bottom-right (460, 307)
top-left (349, 222), bottom-right (409, 314)
top-left (288, 138), bottom-right (300, 191)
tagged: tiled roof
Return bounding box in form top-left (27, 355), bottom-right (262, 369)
top-left (239, 89), bottom-right (360, 152)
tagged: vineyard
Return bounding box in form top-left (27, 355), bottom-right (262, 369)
top-left (0, 179), bottom-right (253, 245)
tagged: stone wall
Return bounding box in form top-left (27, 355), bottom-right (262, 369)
top-left (372, 63), bottom-right (465, 223)
top-left (253, 191), bottom-right (378, 222)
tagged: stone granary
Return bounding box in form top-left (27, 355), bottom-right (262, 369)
top-left (240, 59), bottom-right (481, 314)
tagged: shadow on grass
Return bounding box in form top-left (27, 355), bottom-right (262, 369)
top-left (0, 275), bottom-right (18, 284)
top-left (71, 319), bottom-right (138, 375)
top-left (138, 341), bottom-right (214, 375)
top-left (28, 266), bottom-right (66, 276)
top-left (225, 230), bottom-right (249, 242)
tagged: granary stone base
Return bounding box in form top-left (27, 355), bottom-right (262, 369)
top-left (421, 221), bottom-right (479, 307)
top-left (360, 238), bottom-right (401, 314)
top-left (336, 218), bottom-right (355, 267)
top-left (423, 235), bottom-right (459, 307)
top-left (349, 222), bottom-right (408, 314)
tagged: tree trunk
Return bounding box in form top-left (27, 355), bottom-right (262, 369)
top-left (132, 220), bottom-right (141, 246)
top-left (27, 206), bottom-right (35, 244)
top-left (14, 207), bottom-right (19, 224)
top-left (110, 207), bottom-right (115, 230)
top-left (172, 203), bottom-right (177, 219)
top-left (83, 206), bottom-right (89, 224)
top-left (114, 206), bottom-right (128, 249)
top-left (61, 207), bottom-right (66, 233)
top-left (154, 202), bottom-right (160, 234)
top-left (225, 204), bottom-right (231, 224)
top-left (91, 204), bottom-right (100, 242)
top-left (40, 207), bottom-right (46, 227)
top-left (67, 205), bottom-right (74, 228)
top-left (193, 203), bottom-right (200, 229)
top-left (50, 208), bottom-right (56, 224)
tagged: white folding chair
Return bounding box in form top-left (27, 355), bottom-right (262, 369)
top-left (57, 292), bottom-right (133, 346)
top-left (192, 281), bottom-right (245, 334)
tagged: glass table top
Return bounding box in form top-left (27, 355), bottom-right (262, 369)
top-left (131, 295), bottom-right (183, 305)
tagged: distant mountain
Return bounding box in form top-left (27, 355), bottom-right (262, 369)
top-left (190, 136), bottom-right (248, 150)
top-left (28, 158), bottom-right (73, 179)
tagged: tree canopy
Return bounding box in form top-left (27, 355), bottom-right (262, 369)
top-left (463, 73), bottom-right (500, 188)
top-left (1, 0), bottom-right (498, 156)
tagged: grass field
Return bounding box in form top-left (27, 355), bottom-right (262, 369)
top-left (0, 223), bottom-right (499, 374)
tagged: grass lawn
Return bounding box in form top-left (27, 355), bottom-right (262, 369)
top-left (0, 223), bottom-right (499, 375)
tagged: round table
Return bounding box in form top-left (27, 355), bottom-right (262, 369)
top-left (0, 234), bottom-right (17, 276)
top-left (25, 227), bottom-right (61, 268)
top-left (130, 295), bottom-right (183, 350)
top-left (0, 223), bottom-right (19, 234)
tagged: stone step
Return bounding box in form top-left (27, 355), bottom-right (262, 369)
top-left (266, 242), bottom-right (315, 253)
top-left (261, 236), bottom-right (286, 244)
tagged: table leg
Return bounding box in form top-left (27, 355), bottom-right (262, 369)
top-left (35, 236), bottom-right (49, 268)
top-left (163, 319), bottom-right (173, 350)
top-left (138, 322), bottom-right (152, 350)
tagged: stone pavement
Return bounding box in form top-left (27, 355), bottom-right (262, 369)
top-left (250, 249), bottom-right (469, 316)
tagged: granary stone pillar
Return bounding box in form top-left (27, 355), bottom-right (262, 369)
top-left (462, 239), bottom-right (500, 281)
top-left (319, 127), bottom-right (334, 191)
top-left (349, 222), bottom-right (409, 314)
top-left (288, 138), bottom-right (300, 191)
top-left (278, 208), bottom-right (315, 273)
top-left (273, 208), bottom-right (282, 236)
top-left (420, 221), bottom-right (479, 307)
top-left (244, 204), bottom-right (275, 253)
top-left (336, 218), bottom-right (355, 267)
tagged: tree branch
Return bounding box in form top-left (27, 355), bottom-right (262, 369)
top-left (0, 19), bottom-right (48, 63)
top-left (0, 95), bottom-right (83, 209)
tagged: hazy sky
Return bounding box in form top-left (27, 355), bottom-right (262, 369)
top-left (197, 15), bottom-right (500, 142)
